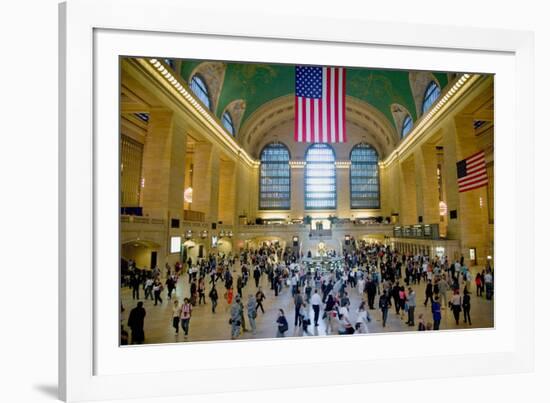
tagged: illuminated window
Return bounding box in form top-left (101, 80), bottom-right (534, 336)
top-left (401, 115), bottom-right (413, 138)
top-left (422, 81), bottom-right (441, 114)
top-left (305, 143), bottom-right (336, 210)
top-left (259, 143), bottom-right (291, 210)
top-left (350, 143), bottom-right (379, 209)
top-left (222, 111), bottom-right (235, 136)
top-left (189, 74), bottom-right (211, 110)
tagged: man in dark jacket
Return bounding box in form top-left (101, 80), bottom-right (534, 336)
top-left (378, 290), bottom-right (391, 327)
top-left (365, 278), bottom-right (377, 309)
top-left (127, 301), bottom-right (146, 344)
top-left (424, 280), bottom-right (434, 306)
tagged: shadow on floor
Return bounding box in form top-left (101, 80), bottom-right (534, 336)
top-left (33, 384), bottom-right (59, 400)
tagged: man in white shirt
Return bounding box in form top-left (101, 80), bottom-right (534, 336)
top-left (311, 290), bottom-right (322, 326)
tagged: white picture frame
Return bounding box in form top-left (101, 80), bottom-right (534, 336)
top-left (59, 0), bottom-right (534, 401)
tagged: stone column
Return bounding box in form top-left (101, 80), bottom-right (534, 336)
top-left (399, 157), bottom-right (417, 225)
top-left (291, 165), bottom-right (305, 218)
top-left (414, 144), bottom-right (440, 225)
top-left (442, 116), bottom-right (490, 267)
top-left (218, 159), bottom-right (236, 225)
top-left (191, 142), bottom-right (220, 224)
top-left (141, 109), bottom-right (187, 220)
top-left (336, 164), bottom-right (351, 219)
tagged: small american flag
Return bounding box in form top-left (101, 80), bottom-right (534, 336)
top-left (294, 66), bottom-right (346, 143)
top-left (456, 151), bottom-right (488, 192)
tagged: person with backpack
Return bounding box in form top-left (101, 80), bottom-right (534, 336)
top-left (462, 287), bottom-right (472, 325)
top-left (276, 309), bottom-right (289, 337)
top-left (209, 286), bottom-right (218, 313)
top-left (379, 289), bottom-right (391, 327)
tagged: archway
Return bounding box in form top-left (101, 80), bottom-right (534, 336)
top-left (121, 239), bottom-right (161, 270)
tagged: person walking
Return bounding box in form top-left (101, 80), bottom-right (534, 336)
top-left (131, 274), bottom-right (140, 300)
top-left (294, 288), bottom-right (304, 327)
top-left (475, 273), bottom-right (483, 297)
top-left (247, 295), bottom-right (257, 335)
top-left (379, 289), bottom-right (391, 327)
top-left (301, 303), bottom-right (311, 334)
top-left (450, 289), bottom-right (462, 325)
top-left (405, 287), bottom-right (416, 326)
top-left (127, 301), bottom-right (146, 344)
top-left (438, 277), bottom-right (449, 309)
top-left (253, 265), bottom-right (261, 288)
top-left (171, 299), bottom-right (180, 335)
top-left (462, 288), bottom-right (472, 325)
top-left (198, 276), bottom-right (206, 305)
top-left (276, 309), bottom-right (289, 337)
top-left (180, 298), bottom-right (192, 339)
top-left (144, 277), bottom-right (154, 301)
top-left (423, 280), bottom-right (434, 306)
top-left (311, 289), bottom-right (322, 326)
top-left (365, 278), bottom-right (376, 310)
top-left (355, 301), bottom-right (371, 333)
top-left (209, 286), bottom-right (219, 313)
top-left (153, 279), bottom-right (163, 306)
top-left (255, 287), bottom-right (266, 314)
top-left (431, 296), bottom-right (442, 330)
top-left (229, 297), bottom-right (242, 340)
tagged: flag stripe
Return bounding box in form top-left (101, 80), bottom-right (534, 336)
top-left (459, 179), bottom-right (489, 192)
top-left (322, 68), bottom-right (328, 142)
top-left (458, 172), bottom-right (488, 186)
top-left (295, 66), bottom-right (346, 143)
top-left (457, 150), bottom-right (488, 192)
top-left (458, 168), bottom-right (487, 183)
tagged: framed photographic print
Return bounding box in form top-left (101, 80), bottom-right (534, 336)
top-left (59, 0), bottom-right (534, 401)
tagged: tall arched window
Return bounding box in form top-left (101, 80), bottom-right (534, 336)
top-left (305, 143), bottom-right (336, 210)
top-left (350, 143), bottom-right (380, 209)
top-left (259, 143), bottom-right (290, 210)
top-left (422, 81), bottom-right (441, 114)
top-left (189, 74), bottom-right (211, 110)
top-left (222, 111), bottom-right (235, 136)
top-left (401, 115), bottom-right (413, 138)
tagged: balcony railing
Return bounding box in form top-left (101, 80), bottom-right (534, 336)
top-left (183, 210), bottom-right (205, 222)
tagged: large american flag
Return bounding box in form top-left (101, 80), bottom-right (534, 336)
top-left (456, 151), bottom-right (488, 192)
top-left (294, 66), bottom-right (347, 143)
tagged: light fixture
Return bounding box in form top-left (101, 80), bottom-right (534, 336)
top-left (439, 201), bottom-right (448, 216)
top-left (183, 187), bottom-right (193, 203)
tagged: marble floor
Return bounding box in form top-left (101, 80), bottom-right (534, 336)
top-left (120, 268), bottom-right (494, 345)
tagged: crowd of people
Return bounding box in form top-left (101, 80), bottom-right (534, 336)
top-left (121, 242), bottom-right (494, 345)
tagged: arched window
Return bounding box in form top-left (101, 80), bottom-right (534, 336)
top-left (189, 74), bottom-right (211, 110)
top-left (305, 143), bottom-right (336, 210)
top-left (222, 111), bottom-right (235, 136)
top-left (259, 143), bottom-right (290, 210)
top-left (401, 115), bottom-right (413, 138)
top-left (422, 81), bottom-right (441, 114)
top-left (350, 143), bottom-right (380, 209)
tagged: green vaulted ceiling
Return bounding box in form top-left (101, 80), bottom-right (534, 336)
top-left (180, 60), bottom-right (449, 132)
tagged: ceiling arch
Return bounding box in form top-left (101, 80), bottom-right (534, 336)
top-left (241, 95), bottom-right (398, 160)
top-left (179, 60), bottom-right (449, 135)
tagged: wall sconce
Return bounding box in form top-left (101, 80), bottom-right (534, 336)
top-left (200, 230), bottom-right (208, 239)
top-left (185, 230), bottom-right (192, 239)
